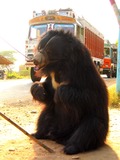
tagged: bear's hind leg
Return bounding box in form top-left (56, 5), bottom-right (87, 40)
top-left (64, 117), bottom-right (108, 154)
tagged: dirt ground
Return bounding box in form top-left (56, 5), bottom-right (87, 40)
top-left (0, 97), bottom-right (120, 160)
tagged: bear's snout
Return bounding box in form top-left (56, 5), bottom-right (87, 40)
top-left (34, 53), bottom-right (43, 65)
top-left (33, 53), bottom-right (46, 69)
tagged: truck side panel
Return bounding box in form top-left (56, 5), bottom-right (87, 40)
top-left (85, 28), bottom-right (104, 59)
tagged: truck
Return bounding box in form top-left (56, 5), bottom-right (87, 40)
top-left (25, 8), bottom-right (104, 82)
top-left (101, 40), bottom-right (117, 78)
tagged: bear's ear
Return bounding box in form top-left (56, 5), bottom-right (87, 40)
top-left (50, 72), bottom-right (60, 89)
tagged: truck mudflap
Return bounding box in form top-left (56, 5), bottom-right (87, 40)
top-left (25, 62), bottom-right (34, 67)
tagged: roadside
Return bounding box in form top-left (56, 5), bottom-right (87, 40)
top-left (0, 99), bottom-right (120, 160)
top-left (0, 79), bottom-right (120, 159)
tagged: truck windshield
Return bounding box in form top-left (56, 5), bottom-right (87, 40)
top-left (54, 24), bottom-right (74, 34)
top-left (29, 24), bottom-right (47, 39)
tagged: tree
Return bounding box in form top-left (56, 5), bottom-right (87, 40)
top-left (116, 40), bottom-right (118, 46)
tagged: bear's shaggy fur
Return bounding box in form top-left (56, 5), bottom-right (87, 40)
top-left (31, 30), bottom-right (109, 155)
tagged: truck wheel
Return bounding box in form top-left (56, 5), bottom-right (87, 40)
top-left (107, 73), bottom-right (110, 78)
top-left (107, 71), bottom-right (112, 78)
top-left (114, 71), bottom-right (116, 78)
top-left (30, 67), bottom-right (41, 82)
top-left (111, 71), bottom-right (115, 78)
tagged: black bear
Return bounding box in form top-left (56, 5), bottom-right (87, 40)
top-left (31, 30), bottom-right (109, 155)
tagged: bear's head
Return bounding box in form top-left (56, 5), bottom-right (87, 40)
top-left (33, 30), bottom-right (98, 89)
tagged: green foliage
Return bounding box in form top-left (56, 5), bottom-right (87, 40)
top-left (19, 69), bottom-right (30, 77)
top-left (115, 40), bottom-right (118, 46)
top-left (108, 85), bottom-right (120, 108)
top-left (6, 67), bottom-right (30, 79)
top-left (7, 72), bottom-right (23, 79)
top-left (19, 65), bottom-right (30, 78)
top-left (0, 50), bottom-right (16, 62)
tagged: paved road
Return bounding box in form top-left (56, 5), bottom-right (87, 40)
top-left (0, 78), bottom-right (119, 160)
top-left (0, 78), bottom-right (116, 102)
top-left (0, 79), bottom-right (33, 102)
top-left (103, 77), bottom-right (116, 87)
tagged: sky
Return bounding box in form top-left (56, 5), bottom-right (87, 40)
top-left (0, 0), bottom-right (120, 65)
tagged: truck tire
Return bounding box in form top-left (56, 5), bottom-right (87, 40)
top-left (30, 67), bottom-right (41, 82)
top-left (107, 70), bottom-right (112, 78)
top-left (111, 71), bottom-right (115, 78)
top-left (114, 70), bottom-right (117, 78)
top-left (107, 73), bottom-right (111, 78)
top-left (111, 67), bottom-right (114, 78)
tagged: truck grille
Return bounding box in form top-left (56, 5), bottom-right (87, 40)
top-left (26, 54), bottom-right (34, 62)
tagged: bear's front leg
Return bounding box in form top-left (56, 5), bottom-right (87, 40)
top-left (31, 107), bottom-right (55, 139)
top-left (31, 76), bottom-right (55, 103)
top-left (31, 82), bottom-right (46, 102)
top-left (31, 76), bottom-right (56, 139)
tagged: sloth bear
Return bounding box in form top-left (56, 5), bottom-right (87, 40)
top-left (30, 30), bottom-right (109, 155)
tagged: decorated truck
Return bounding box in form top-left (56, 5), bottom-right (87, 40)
top-left (25, 8), bottom-right (104, 82)
top-left (102, 40), bottom-right (117, 78)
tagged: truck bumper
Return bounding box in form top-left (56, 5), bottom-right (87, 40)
top-left (25, 62), bottom-right (34, 67)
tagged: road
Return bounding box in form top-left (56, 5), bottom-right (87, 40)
top-left (0, 79), bottom-right (33, 102)
top-left (0, 77), bottom-right (116, 102)
top-left (103, 77), bottom-right (116, 87)
top-left (0, 78), bottom-right (120, 160)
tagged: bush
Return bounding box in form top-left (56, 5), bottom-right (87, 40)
top-left (19, 70), bottom-right (30, 77)
top-left (6, 68), bottom-right (30, 79)
top-left (108, 85), bottom-right (120, 108)
top-left (7, 72), bottom-right (23, 79)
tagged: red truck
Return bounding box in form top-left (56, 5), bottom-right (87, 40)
top-left (101, 40), bottom-right (117, 78)
top-left (25, 8), bottom-right (104, 82)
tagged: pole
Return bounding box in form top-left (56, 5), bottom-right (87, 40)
top-left (116, 28), bottom-right (120, 93)
top-left (0, 36), bottom-right (28, 59)
top-left (0, 112), bottom-right (54, 153)
top-left (109, 0), bottom-right (120, 93)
